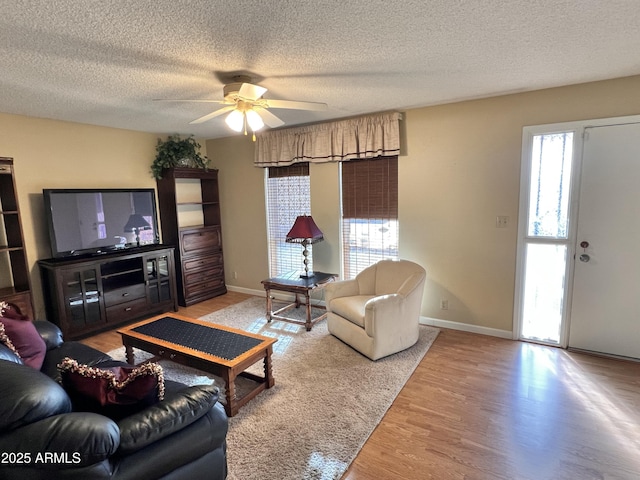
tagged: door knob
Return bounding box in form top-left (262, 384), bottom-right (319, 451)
top-left (579, 254), bottom-right (590, 262)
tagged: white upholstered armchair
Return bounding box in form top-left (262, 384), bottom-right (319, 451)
top-left (325, 259), bottom-right (426, 360)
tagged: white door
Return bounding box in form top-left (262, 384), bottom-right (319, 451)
top-left (568, 122), bottom-right (640, 359)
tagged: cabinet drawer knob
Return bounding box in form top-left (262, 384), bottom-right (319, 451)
top-left (122, 292), bottom-right (129, 297)
top-left (125, 307), bottom-right (132, 312)
top-left (170, 353), bottom-right (176, 359)
top-left (158, 349), bottom-right (165, 356)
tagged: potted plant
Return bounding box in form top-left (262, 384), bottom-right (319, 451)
top-left (151, 134), bottom-right (211, 179)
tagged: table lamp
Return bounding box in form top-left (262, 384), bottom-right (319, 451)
top-left (286, 215), bottom-right (324, 278)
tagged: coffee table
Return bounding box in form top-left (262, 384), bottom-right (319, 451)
top-left (117, 313), bottom-right (276, 417)
top-left (261, 271), bottom-right (338, 331)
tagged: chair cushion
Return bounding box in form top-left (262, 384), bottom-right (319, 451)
top-left (117, 382), bottom-right (221, 454)
top-left (0, 303), bottom-right (47, 370)
top-left (329, 295), bottom-right (374, 328)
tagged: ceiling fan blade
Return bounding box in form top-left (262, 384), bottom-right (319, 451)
top-left (154, 99), bottom-right (232, 104)
top-left (238, 82), bottom-right (267, 101)
top-left (264, 99), bottom-right (328, 111)
top-left (189, 106), bottom-right (236, 124)
top-left (254, 107), bottom-right (285, 128)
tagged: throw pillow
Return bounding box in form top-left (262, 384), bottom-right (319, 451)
top-left (58, 357), bottom-right (165, 409)
top-left (0, 301), bottom-right (46, 369)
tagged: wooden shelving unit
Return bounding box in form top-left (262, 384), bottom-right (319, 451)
top-left (0, 157), bottom-right (34, 318)
top-left (156, 167), bottom-right (226, 306)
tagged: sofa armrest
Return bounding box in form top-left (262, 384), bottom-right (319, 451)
top-left (325, 279), bottom-right (360, 309)
top-left (0, 412), bottom-right (120, 468)
top-left (117, 384), bottom-right (222, 455)
top-left (33, 320), bottom-right (64, 350)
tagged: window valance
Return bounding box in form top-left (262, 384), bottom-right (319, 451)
top-left (254, 111), bottom-right (401, 167)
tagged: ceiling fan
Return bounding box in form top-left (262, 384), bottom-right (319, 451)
top-left (158, 76), bottom-right (328, 138)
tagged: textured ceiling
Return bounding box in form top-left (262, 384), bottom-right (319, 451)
top-left (1, 1), bottom-right (639, 139)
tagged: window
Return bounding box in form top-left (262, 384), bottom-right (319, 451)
top-left (340, 157), bottom-right (399, 279)
top-left (517, 130), bottom-right (575, 345)
top-left (265, 163), bottom-right (311, 276)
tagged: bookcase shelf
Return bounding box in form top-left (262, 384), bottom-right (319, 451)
top-left (0, 157), bottom-right (33, 318)
top-left (156, 167), bottom-right (226, 306)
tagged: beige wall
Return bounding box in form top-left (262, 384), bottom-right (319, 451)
top-left (207, 75), bottom-right (640, 334)
top-left (0, 112), bottom-right (179, 317)
top-left (205, 135), bottom-right (270, 285)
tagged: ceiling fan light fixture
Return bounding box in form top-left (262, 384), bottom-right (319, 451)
top-left (245, 109), bottom-right (265, 131)
top-left (225, 109), bottom-right (244, 132)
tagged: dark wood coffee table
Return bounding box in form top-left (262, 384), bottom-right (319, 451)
top-left (117, 313), bottom-right (276, 417)
top-left (261, 271), bottom-right (338, 331)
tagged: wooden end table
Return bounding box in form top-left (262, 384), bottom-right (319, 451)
top-left (261, 271), bottom-right (338, 331)
top-left (117, 313), bottom-right (276, 417)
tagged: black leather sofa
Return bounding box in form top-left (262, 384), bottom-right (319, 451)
top-left (0, 320), bottom-right (228, 480)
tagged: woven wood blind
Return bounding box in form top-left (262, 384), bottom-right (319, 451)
top-left (341, 156), bottom-right (399, 278)
top-left (341, 157), bottom-right (398, 219)
top-left (267, 162), bottom-right (309, 178)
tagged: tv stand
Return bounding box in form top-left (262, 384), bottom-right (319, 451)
top-left (39, 245), bottom-right (178, 340)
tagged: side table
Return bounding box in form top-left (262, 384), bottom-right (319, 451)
top-left (261, 271), bottom-right (338, 331)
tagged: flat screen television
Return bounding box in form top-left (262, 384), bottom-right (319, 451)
top-left (43, 188), bottom-right (160, 259)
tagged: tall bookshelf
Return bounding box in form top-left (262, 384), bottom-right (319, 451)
top-left (0, 157), bottom-right (34, 318)
top-left (156, 167), bottom-right (226, 306)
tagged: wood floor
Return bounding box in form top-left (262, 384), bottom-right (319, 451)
top-left (81, 293), bottom-right (640, 480)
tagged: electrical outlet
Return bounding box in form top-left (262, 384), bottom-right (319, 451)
top-left (496, 216), bottom-right (509, 228)
top-left (440, 299), bottom-right (449, 310)
top-left (233, 271), bottom-right (238, 280)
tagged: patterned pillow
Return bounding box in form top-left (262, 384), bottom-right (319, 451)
top-left (0, 301), bottom-right (46, 369)
top-left (58, 357), bottom-right (165, 410)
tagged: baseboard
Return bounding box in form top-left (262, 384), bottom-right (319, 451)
top-left (226, 285), bottom-right (264, 297)
top-left (420, 316), bottom-right (513, 339)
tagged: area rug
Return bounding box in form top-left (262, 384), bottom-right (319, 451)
top-left (108, 296), bottom-right (439, 480)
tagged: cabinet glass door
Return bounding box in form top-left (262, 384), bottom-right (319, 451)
top-left (146, 255), bottom-right (172, 304)
top-left (63, 268), bottom-right (103, 329)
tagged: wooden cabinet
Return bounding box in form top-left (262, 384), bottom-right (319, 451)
top-left (156, 167), bottom-right (226, 306)
top-left (39, 246), bottom-right (177, 339)
top-left (0, 157), bottom-right (34, 318)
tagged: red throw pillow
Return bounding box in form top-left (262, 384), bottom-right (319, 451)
top-left (58, 357), bottom-right (165, 407)
top-left (0, 302), bottom-right (46, 370)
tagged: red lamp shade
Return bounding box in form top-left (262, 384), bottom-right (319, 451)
top-left (285, 215), bottom-right (324, 244)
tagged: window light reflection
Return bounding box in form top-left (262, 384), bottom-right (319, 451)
top-left (505, 343), bottom-right (640, 477)
top-left (245, 319), bottom-right (299, 355)
top-left (304, 452), bottom-right (348, 480)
